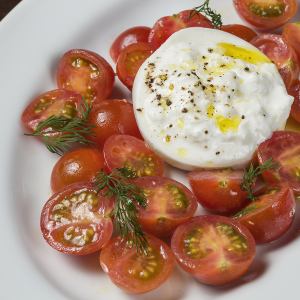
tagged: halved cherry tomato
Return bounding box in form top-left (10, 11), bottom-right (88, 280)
top-left (21, 89), bottom-right (82, 132)
top-left (57, 49), bottom-right (115, 103)
top-left (103, 135), bottom-right (164, 177)
top-left (51, 147), bottom-right (105, 193)
top-left (289, 80), bottom-right (300, 123)
top-left (283, 22), bottom-right (300, 60)
top-left (41, 182), bottom-right (113, 255)
top-left (233, 0), bottom-right (298, 30)
top-left (188, 169), bottom-right (248, 215)
top-left (171, 215), bottom-right (255, 286)
top-left (148, 10), bottom-right (213, 50)
top-left (234, 185), bottom-right (295, 243)
top-left (251, 34), bottom-right (299, 89)
top-left (221, 24), bottom-right (257, 42)
top-left (99, 234), bottom-right (175, 294)
top-left (116, 42), bottom-right (153, 90)
top-left (134, 177), bottom-right (197, 238)
top-left (87, 99), bottom-right (142, 147)
top-left (110, 26), bottom-right (151, 63)
top-left (257, 131), bottom-right (300, 194)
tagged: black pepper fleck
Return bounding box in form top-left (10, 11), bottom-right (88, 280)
top-left (182, 108), bottom-right (188, 113)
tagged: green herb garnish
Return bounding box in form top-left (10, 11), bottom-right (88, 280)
top-left (241, 158), bottom-right (277, 200)
top-left (95, 167), bottom-right (148, 254)
top-left (191, 0), bottom-right (223, 29)
top-left (25, 100), bottom-right (94, 155)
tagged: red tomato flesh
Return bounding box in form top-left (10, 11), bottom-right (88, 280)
top-left (41, 183), bottom-right (113, 255)
top-left (110, 26), bottom-right (151, 63)
top-left (100, 235), bottom-right (175, 294)
top-left (116, 42), bottom-right (153, 90)
top-left (257, 131), bottom-right (300, 194)
top-left (188, 169), bottom-right (248, 215)
top-left (51, 147), bottom-right (105, 193)
top-left (251, 34), bottom-right (299, 89)
top-left (171, 215), bottom-right (256, 286)
top-left (103, 135), bottom-right (164, 177)
top-left (57, 49), bottom-right (115, 103)
top-left (21, 89), bottom-right (82, 132)
top-left (283, 22), bottom-right (300, 60)
top-left (289, 80), bottom-right (300, 123)
top-left (233, 0), bottom-right (298, 30)
top-left (148, 10), bottom-right (213, 50)
top-left (221, 24), bottom-right (257, 42)
top-left (134, 177), bottom-right (197, 238)
top-left (87, 99), bottom-right (142, 147)
top-left (234, 185), bottom-right (295, 243)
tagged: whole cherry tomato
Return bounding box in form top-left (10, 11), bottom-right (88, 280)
top-left (51, 147), bottom-right (105, 193)
top-left (110, 26), bottom-right (151, 63)
top-left (87, 99), bottom-right (142, 147)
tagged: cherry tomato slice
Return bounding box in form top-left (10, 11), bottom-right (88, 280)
top-left (51, 147), bottom-right (105, 193)
top-left (233, 0), bottom-right (298, 30)
top-left (188, 169), bottom-right (248, 215)
top-left (221, 24), bottom-right (257, 42)
top-left (103, 135), bottom-right (164, 177)
top-left (148, 10), bottom-right (213, 50)
top-left (258, 131), bottom-right (300, 194)
top-left (234, 185), bottom-right (295, 243)
top-left (41, 182), bottom-right (113, 255)
top-left (289, 80), bottom-right (300, 123)
top-left (134, 177), bottom-right (197, 238)
top-left (116, 42), bottom-right (153, 90)
top-left (171, 215), bottom-right (255, 286)
top-left (251, 34), bottom-right (299, 89)
top-left (21, 89), bottom-right (82, 132)
top-left (283, 22), bottom-right (300, 60)
top-left (99, 235), bottom-right (175, 294)
top-left (57, 49), bottom-right (115, 103)
top-left (87, 99), bottom-right (142, 147)
top-left (110, 26), bottom-right (151, 63)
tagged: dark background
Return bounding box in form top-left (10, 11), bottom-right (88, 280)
top-left (0, 0), bottom-right (22, 21)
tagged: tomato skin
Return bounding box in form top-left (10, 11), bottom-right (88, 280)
top-left (56, 49), bottom-right (115, 103)
top-left (171, 215), bottom-right (255, 286)
top-left (103, 135), bottom-right (164, 177)
top-left (251, 34), bottom-right (299, 89)
top-left (289, 80), bottom-right (300, 123)
top-left (134, 177), bottom-right (197, 238)
top-left (234, 185), bottom-right (295, 243)
top-left (110, 26), bottom-right (151, 63)
top-left (283, 22), bottom-right (300, 60)
top-left (221, 24), bottom-right (257, 42)
top-left (51, 147), bottom-right (105, 193)
top-left (148, 10), bottom-right (213, 50)
top-left (99, 235), bottom-right (175, 294)
top-left (233, 0), bottom-right (298, 30)
top-left (188, 169), bottom-right (247, 215)
top-left (41, 182), bottom-right (113, 255)
top-left (116, 42), bottom-right (153, 90)
top-left (87, 99), bottom-right (142, 147)
top-left (21, 89), bottom-right (82, 132)
top-left (257, 131), bottom-right (300, 194)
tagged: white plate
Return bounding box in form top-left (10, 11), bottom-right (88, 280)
top-left (1, 0), bottom-right (300, 299)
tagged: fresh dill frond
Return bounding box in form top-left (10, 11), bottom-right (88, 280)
top-left (191, 0), bottom-right (223, 29)
top-left (241, 158), bottom-right (277, 200)
top-left (94, 168), bottom-right (148, 254)
top-left (25, 100), bottom-right (94, 155)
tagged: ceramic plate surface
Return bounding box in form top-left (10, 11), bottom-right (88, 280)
top-left (1, 0), bottom-right (300, 299)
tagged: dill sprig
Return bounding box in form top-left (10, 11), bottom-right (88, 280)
top-left (191, 0), bottom-right (223, 29)
top-left (241, 158), bottom-right (277, 200)
top-left (94, 167), bottom-right (149, 254)
top-left (25, 100), bottom-right (94, 155)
